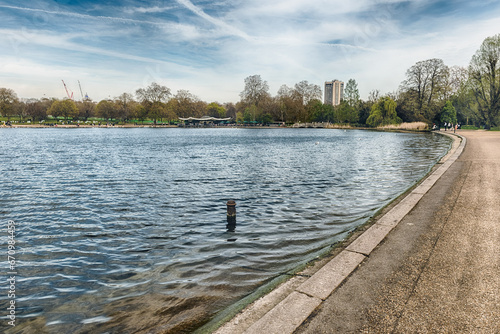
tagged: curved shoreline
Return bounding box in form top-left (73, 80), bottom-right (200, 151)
top-left (209, 131), bottom-right (464, 334)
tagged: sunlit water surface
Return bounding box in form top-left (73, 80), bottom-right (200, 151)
top-left (0, 128), bottom-right (451, 333)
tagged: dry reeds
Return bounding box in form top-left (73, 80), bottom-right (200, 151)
top-left (379, 122), bottom-right (428, 131)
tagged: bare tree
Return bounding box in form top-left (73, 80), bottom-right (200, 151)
top-left (169, 90), bottom-right (201, 118)
top-left (136, 82), bottom-right (171, 124)
top-left (239, 75), bottom-right (270, 107)
top-left (114, 93), bottom-right (135, 121)
top-left (0, 88), bottom-right (18, 119)
top-left (136, 82), bottom-right (171, 104)
top-left (294, 80), bottom-right (321, 105)
top-left (400, 58), bottom-right (449, 121)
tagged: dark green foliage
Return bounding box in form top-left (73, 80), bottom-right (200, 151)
top-left (366, 97), bottom-right (402, 127)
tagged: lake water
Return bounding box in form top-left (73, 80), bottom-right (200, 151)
top-left (0, 128), bottom-right (451, 333)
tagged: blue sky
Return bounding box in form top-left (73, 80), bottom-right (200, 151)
top-left (1, 0), bottom-right (500, 103)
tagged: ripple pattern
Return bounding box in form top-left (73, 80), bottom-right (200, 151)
top-left (0, 128), bottom-right (451, 333)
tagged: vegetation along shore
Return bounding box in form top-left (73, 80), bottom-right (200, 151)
top-left (1, 34), bottom-right (499, 130)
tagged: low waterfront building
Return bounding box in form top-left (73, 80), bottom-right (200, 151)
top-left (178, 116), bottom-right (232, 126)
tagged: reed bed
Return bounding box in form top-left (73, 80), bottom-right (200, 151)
top-left (380, 122), bottom-right (429, 131)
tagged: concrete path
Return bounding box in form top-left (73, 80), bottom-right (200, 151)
top-left (214, 130), bottom-right (500, 334)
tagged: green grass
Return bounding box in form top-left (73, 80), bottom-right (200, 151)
top-left (460, 125), bottom-right (479, 130)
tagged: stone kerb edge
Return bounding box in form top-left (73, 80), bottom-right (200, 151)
top-left (215, 132), bottom-right (465, 334)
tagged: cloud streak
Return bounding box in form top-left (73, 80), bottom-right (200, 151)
top-left (1, 0), bottom-right (500, 102)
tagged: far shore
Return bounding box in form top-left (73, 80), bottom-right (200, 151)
top-left (2, 122), bottom-right (488, 133)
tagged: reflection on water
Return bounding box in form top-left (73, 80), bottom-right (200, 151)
top-left (0, 128), bottom-right (451, 333)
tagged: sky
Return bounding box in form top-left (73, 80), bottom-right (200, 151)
top-left (1, 0), bottom-right (500, 103)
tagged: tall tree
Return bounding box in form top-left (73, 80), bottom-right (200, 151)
top-left (136, 82), bottom-right (171, 124)
top-left (294, 80), bottom-right (321, 105)
top-left (25, 99), bottom-right (47, 122)
top-left (169, 90), bottom-right (200, 118)
top-left (276, 84), bottom-right (304, 123)
top-left (0, 88), bottom-right (18, 119)
top-left (440, 100), bottom-right (457, 126)
top-left (77, 100), bottom-right (95, 120)
top-left (469, 34), bottom-right (500, 128)
top-left (400, 58), bottom-right (449, 122)
top-left (336, 79), bottom-right (360, 124)
top-left (335, 101), bottom-right (359, 124)
top-left (136, 82), bottom-right (171, 104)
top-left (240, 75), bottom-right (270, 107)
top-left (224, 102), bottom-right (237, 119)
top-left (344, 79), bottom-right (360, 108)
top-left (114, 93), bottom-right (135, 121)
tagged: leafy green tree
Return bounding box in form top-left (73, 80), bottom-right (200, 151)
top-left (446, 66), bottom-right (479, 126)
top-left (308, 99), bottom-right (325, 122)
top-left (48, 99), bottom-right (79, 120)
top-left (257, 113), bottom-right (273, 124)
top-left (0, 88), bottom-right (18, 120)
top-left (335, 100), bottom-right (358, 123)
top-left (309, 100), bottom-right (334, 123)
top-left (133, 104), bottom-right (148, 124)
top-left (207, 102), bottom-right (226, 118)
top-left (236, 111), bottom-right (244, 124)
top-left (469, 34), bottom-right (500, 128)
top-left (148, 103), bottom-right (166, 124)
top-left (244, 105), bottom-right (258, 122)
top-left (358, 100), bottom-right (373, 125)
top-left (440, 100), bottom-right (457, 126)
top-left (96, 100), bottom-right (117, 120)
top-left (344, 79), bottom-right (360, 108)
top-left (366, 96), bottom-right (402, 127)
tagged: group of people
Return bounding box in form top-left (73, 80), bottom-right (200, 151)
top-left (432, 122), bottom-right (460, 133)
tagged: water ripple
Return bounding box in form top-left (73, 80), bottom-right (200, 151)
top-left (0, 128), bottom-right (451, 333)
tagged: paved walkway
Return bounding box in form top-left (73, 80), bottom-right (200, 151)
top-left (215, 130), bottom-right (500, 333)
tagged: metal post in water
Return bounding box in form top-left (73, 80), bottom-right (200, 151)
top-left (226, 200), bottom-right (236, 232)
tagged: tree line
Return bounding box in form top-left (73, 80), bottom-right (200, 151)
top-left (1, 34), bottom-right (499, 128)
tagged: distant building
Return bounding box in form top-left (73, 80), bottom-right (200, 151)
top-left (324, 80), bottom-right (344, 106)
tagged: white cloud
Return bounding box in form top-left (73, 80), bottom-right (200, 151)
top-left (1, 0), bottom-right (500, 102)
top-left (123, 6), bottom-right (175, 14)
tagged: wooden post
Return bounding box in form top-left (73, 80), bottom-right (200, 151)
top-left (226, 200), bottom-right (236, 217)
top-left (226, 200), bottom-right (236, 232)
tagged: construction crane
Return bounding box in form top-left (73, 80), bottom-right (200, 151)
top-left (61, 80), bottom-right (74, 100)
top-left (78, 80), bottom-right (90, 101)
top-left (78, 80), bottom-right (84, 101)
